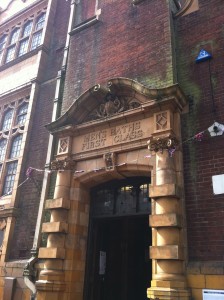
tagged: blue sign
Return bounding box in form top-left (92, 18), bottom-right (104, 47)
top-left (196, 49), bottom-right (212, 63)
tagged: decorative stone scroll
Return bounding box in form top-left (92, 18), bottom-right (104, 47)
top-left (84, 93), bottom-right (141, 122)
top-left (147, 135), bottom-right (179, 153)
top-left (50, 158), bottom-right (76, 171)
top-left (104, 152), bottom-right (115, 171)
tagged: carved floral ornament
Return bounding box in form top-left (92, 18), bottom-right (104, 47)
top-left (147, 135), bottom-right (179, 155)
top-left (50, 158), bottom-right (76, 171)
top-left (104, 152), bottom-right (115, 171)
top-left (85, 92), bottom-right (141, 122)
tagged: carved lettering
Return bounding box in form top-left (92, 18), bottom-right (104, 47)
top-left (82, 131), bottom-right (106, 151)
top-left (111, 121), bottom-right (143, 144)
top-left (81, 122), bottom-right (144, 151)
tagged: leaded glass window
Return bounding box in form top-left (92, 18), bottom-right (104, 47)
top-left (35, 13), bottom-right (46, 31)
top-left (10, 135), bottom-right (23, 158)
top-left (0, 35), bottom-right (7, 51)
top-left (0, 229), bottom-right (4, 249)
top-left (10, 28), bottom-right (20, 45)
top-left (17, 103), bottom-right (28, 125)
top-left (18, 38), bottom-right (29, 56)
top-left (0, 35), bottom-right (7, 63)
top-left (91, 177), bottom-right (151, 217)
top-left (0, 139), bottom-right (7, 161)
top-left (31, 31), bottom-right (42, 50)
top-left (3, 161), bottom-right (18, 195)
top-left (22, 20), bottom-right (33, 37)
top-left (1, 109), bottom-right (13, 131)
top-left (5, 46), bottom-right (16, 63)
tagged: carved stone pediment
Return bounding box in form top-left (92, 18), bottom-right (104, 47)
top-left (46, 78), bottom-right (187, 134)
top-left (84, 93), bottom-right (141, 122)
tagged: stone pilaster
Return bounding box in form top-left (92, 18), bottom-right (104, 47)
top-left (36, 170), bottom-right (71, 299)
top-left (147, 138), bottom-right (190, 300)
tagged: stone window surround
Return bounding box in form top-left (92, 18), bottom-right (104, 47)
top-left (0, 97), bottom-right (29, 198)
top-left (0, 8), bottom-right (46, 66)
top-left (70, 0), bottom-right (101, 35)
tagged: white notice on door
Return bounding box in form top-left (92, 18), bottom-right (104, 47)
top-left (99, 251), bottom-right (106, 275)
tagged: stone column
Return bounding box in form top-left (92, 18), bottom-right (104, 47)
top-left (36, 169), bottom-right (71, 300)
top-left (147, 137), bottom-right (190, 300)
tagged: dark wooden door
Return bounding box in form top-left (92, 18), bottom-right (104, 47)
top-left (86, 216), bottom-right (151, 300)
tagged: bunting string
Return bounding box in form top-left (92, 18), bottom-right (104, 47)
top-left (0, 122), bottom-right (222, 199)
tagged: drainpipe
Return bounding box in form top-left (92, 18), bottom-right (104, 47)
top-left (23, 1), bottom-right (76, 299)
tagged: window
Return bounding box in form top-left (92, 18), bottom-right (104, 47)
top-left (31, 31), bottom-right (42, 50)
top-left (91, 177), bottom-right (151, 217)
top-left (0, 98), bottom-right (29, 197)
top-left (10, 28), bottom-right (20, 45)
top-left (3, 161), bottom-right (18, 195)
top-left (18, 21), bottom-right (33, 56)
top-left (0, 35), bottom-right (7, 51)
top-left (0, 229), bottom-right (4, 253)
top-left (18, 38), bottom-right (29, 57)
top-left (74, 1), bottom-right (97, 26)
top-left (5, 46), bottom-right (16, 63)
top-left (0, 35), bottom-right (7, 63)
top-left (35, 13), bottom-right (45, 31)
top-left (22, 20), bottom-right (33, 37)
top-left (0, 139), bottom-right (7, 161)
top-left (0, 11), bottom-right (46, 66)
top-left (31, 13), bottom-right (46, 50)
top-left (2, 109), bottom-right (13, 131)
top-left (17, 103), bottom-right (28, 125)
top-left (10, 135), bottom-right (23, 158)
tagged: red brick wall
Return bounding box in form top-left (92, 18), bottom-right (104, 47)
top-left (62, 0), bottom-right (175, 113)
top-left (176, 0), bottom-right (224, 261)
top-left (9, 0), bottom-right (71, 259)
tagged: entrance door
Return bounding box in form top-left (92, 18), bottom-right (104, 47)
top-left (84, 178), bottom-right (152, 300)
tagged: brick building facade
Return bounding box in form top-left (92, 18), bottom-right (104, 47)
top-left (0, 0), bottom-right (224, 300)
top-left (0, 0), bottom-right (71, 298)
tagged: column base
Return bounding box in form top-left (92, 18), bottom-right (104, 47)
top-left (36, 279), bottom-right (66, 292)
top-left (36, 270), bottom-right (66, 292)
top-left (148, 280), bottom-right (191, 300)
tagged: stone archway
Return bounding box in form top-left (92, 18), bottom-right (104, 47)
top-left (35, 78), bottom-right (190, 300)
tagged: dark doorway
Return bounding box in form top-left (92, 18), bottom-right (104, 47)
top-left (84, 178), bottom-right (152, 300)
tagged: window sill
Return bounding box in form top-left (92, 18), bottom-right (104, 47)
top-left (70, 15), bottom-right (100, 36)
top-left (0, 206), bottom-right (19, 217)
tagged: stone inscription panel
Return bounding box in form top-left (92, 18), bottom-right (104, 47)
top-left (73, 118), bottom-right (152, 154)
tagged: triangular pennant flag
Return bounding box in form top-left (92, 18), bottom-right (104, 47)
top-left (196, 49), bottom-right (212, 63)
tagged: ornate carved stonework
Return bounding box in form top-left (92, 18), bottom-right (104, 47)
top-left (85, 93), bottom-right (141, 122)
top-left (147, 136), bottom-right (179, 153)
top-left (156, 112), bottom-right (168, 130)
top-left (58, 137), bottom-right (70, 154)
top-left (50, 158), bottom-right (75, 171)
top-left (104, 152), bottom-right (115, 171)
